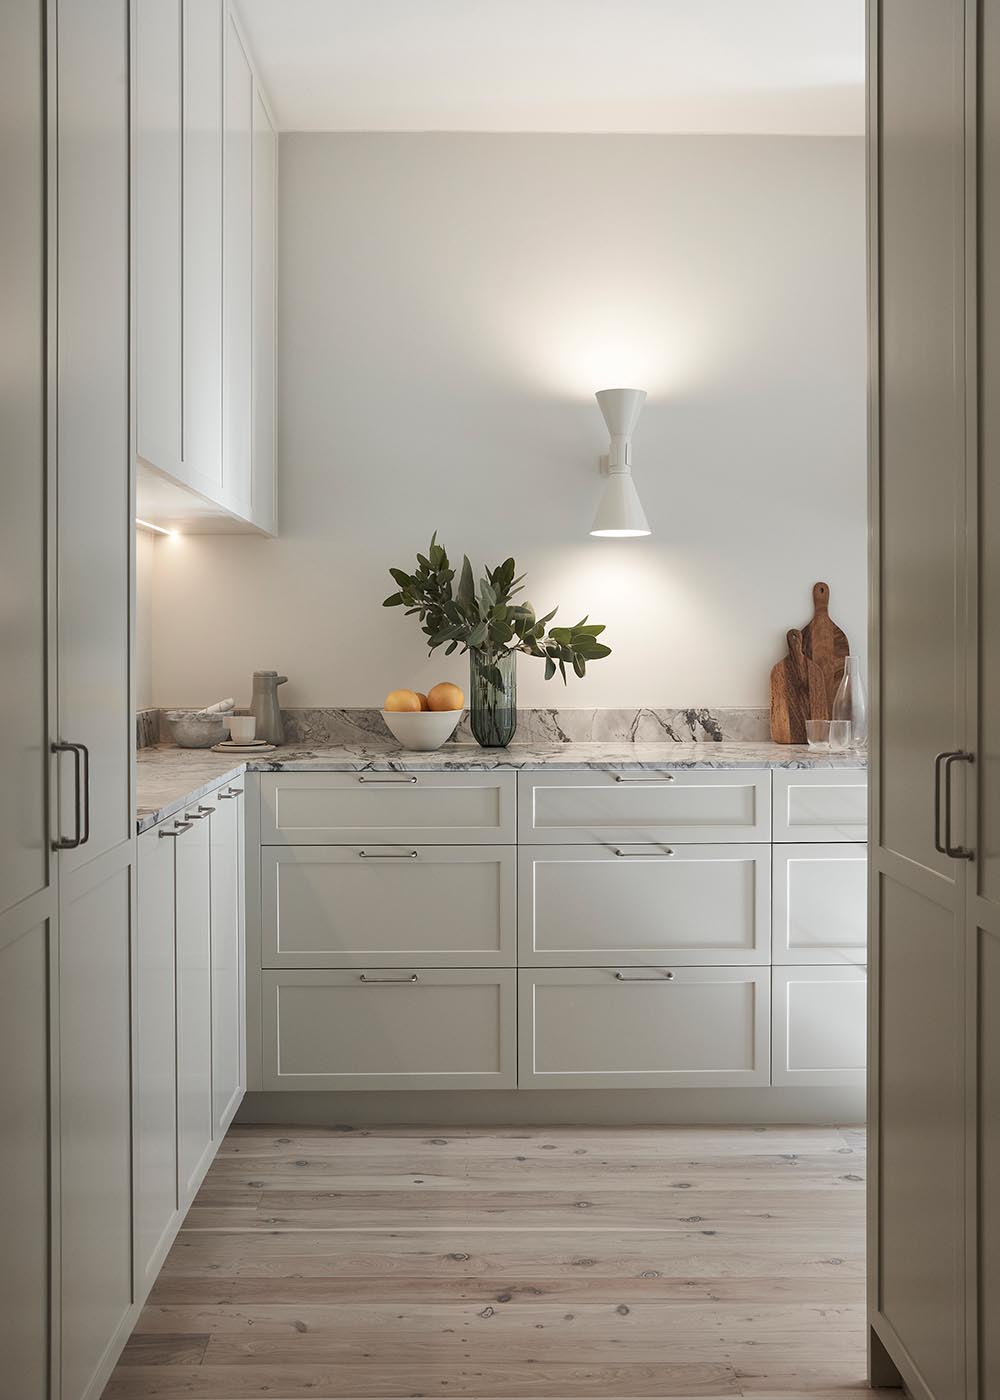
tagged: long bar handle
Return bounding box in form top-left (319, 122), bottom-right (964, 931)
top-left (358, 774), bottom-right (418, 784)
top-left (78, 742), bottom-right (90, 845)
top-left (943, 751), bottom-right (975, 860)
top-left (933, 751), bottom-right (950, 855)
top-left (358, 849), bottom-right (418, 859)
top-left (159, 820), bottom-right (194, 839)
top-left (51, 742), bottom-right (83, 850)
top-left (615, 970), bottom-right (675, 982)
top-left (614, 773), bottom-right (674, 783)
top-left (359, 973), bottom-right (419, 984)
top-left (614, 848), bottom-right (674, 857)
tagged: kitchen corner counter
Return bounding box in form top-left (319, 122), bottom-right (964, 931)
top-left (136, 739), bottom-right (867, 834)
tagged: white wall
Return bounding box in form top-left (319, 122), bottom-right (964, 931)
top-left (150, 133), bottom-right (867, 709)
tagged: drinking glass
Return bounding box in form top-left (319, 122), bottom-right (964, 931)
top-left (828, 719), bottom-right (852, 750)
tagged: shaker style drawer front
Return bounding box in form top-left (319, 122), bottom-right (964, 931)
top-left (771, 770), bottom-right (868, 842)
top-left (260, 772), bottom-right (517, 845)
top-left (518, 845), bottom-right (771, 965)
top-left (261, 969), bottom-right (516, 1090)
top-left (261, 845), bottom-right (516, 967)
top-left (518, 967), bottom-right (770, 1088)
top-left (772, 844), bottom-right (868, 964)
top-left (771, 966), bottom-right (867, 1086)
top-left (517, 770), bottom-right (771, 845)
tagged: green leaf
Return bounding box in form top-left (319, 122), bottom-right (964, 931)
top-left (468, 620), bottom-right (488, 647)
top-left (571, 623), bottom-right (606, 637)
top-left (573, 653), bottom-right (586, 678)
top-left (389, 568), bottom-right (412, 588)
top-left (382, 592), bottom-right (403, 607)
top-left (544, 657), bottom-right (556, 681)
top-left (458, 556), bottom-right (475, 611)
top-left (445, 640), bottom-right (458, 655)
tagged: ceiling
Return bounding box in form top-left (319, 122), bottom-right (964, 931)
top-left (235, 0), bottom-right (865, 136)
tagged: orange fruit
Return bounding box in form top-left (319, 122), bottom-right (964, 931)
top-left (427, 682), bottom-right (465, 712)
top-left (384, 688), bottom-right (422, 713)
top-left (414, 692), bottom-right (430, 711)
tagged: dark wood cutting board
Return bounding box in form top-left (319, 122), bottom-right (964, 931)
top-left (800, 581), bottom-right (850, 709)
top-left (770, 628), bottom-right (829, 744)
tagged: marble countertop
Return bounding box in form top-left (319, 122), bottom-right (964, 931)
top-left (136, 740), bottom-right (867, 833)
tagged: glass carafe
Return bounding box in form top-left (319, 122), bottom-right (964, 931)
top-left (832, 654), bottom-right (868, 750)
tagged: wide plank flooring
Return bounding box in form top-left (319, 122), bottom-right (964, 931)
top-left (103, 1123), bottom-right (890, 1399)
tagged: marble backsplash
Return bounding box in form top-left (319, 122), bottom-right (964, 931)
top-left (138, 705), bottom-right (770, 748)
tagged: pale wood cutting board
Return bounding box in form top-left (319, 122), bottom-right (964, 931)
top-left (770, 628), bottom-right (829, 744)
top-left (800, 581), bottom-right (850, 710)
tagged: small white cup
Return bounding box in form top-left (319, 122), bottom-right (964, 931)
top-left (226, 715), bottom-right (257, 744)
top-left (828, 719), bottom-right (852, 751)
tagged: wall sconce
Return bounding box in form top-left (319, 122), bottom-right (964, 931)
top-left (590, 387), bottom-right (651, 538)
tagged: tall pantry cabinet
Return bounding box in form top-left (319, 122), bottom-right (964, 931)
top-left (1, 1), bottom-right (134, 1399)
top-left (869, 3), bottom-right (999, 1397)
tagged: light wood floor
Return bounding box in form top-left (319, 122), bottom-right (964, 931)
top-left (104, 1123), bottom-right (894, 1399)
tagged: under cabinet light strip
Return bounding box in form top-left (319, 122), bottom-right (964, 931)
top-left (135, 518), bottom-right (176, 537)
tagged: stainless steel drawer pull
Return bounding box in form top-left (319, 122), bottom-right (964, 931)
top-left (217, 786), bottom-right (244, 799)
top-left (613, 773), bottom-right (674, 782)
top-left (359, 973), bottom-right (419, 984)
top-left (197, 804), bottom-right (216, 814)
top-left (159, 820), bottom-right (193, 839)
top-left (942, 751), bottom-right (975, 861)
top-left (358, 849), bottom-right (418, 858)
top-left (614, 848), bottom-right (674, 857)
top-left (358, 774), bottom-right (418, 784)
top-left (51, 741), bottom-right (83, 850)
top-left (185, 809), bottom-right (210, 820)
top-left (615, 970), bottom-right (674, 981)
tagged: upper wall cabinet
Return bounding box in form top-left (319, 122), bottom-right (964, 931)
top-left (133, 0), bottom-right (277, 535)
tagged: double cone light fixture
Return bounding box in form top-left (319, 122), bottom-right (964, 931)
top-left (590, 387), bottom-right (651, 538)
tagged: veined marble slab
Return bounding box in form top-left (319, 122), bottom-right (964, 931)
top-left (136, 738), bottom-right (866, 832)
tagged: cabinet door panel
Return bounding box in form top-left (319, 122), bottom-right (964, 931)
top-left (772, 843), bottom-right (868, 964)
top-left (262, 845), bottom-right (515, 967)
top-left (262, 969), bottom-right (516, 1090)
top-left (519, 844), bottom-right (770, 966)
top-left (261, 772), bottom-right (517, 845)
top-left (0, 917), bottom-right (50, 1400)
top-left (134, 0), bottom-right (181, 475)
top-left (182, 0), bottom-right (223, 491)
top-left (56, 0), bottom-right (131, 872)
top-left (518, 770), bottom-right (771, 845)
top-left (223, 12), bottom-right (252, 512)
top-left (176, 817), bottom-right (212, 1202)
top-left (518, 967), bottom-right (770, 1089)
top-left (211, 790), bottom-right (244, 1135)
top-left (59, 862), bottom-right (132, 1400)
top-left (135, 825), bottom-right (179, 1293)
top-left (251, 84), bottom-right (276, 532)
top-left (771, 966), bottom-right (866, 1086)
top-left (771, 770), bottom-right (868, 842)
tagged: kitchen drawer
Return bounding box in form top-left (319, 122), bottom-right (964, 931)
top-left (518, 844), bottom-right (771, 966)
top-left (771, 965), bottom-right (867, 1086)
top-left (261, 969), bottom-right (516, 1089)
top-left (772, 843), bottom-right (867, 964)
top-left (517, 769), bottom-right (771, 845)
top-left (260, 771), bottom-right (516, 845)
top-left (262, 845), bottom-right (516, 967)
top-left (771, 769), bottom-right (868, 841)
top-left (518, 967), bottom-right (770, 1088)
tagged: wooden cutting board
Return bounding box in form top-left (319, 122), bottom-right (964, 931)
top-left (770, 628), bottom-right (829, 744)
top-left (800, 581), bottom-right (850, 710)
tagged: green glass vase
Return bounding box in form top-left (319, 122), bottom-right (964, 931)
top-left (469, 649), bottom-right (517, 748)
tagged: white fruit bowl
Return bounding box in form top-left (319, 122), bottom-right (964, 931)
top-left (381, 708), bottom-right (462, 751)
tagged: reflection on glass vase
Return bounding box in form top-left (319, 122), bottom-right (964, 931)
top-left (832, 654), bottom-right (868, 750)
top-left (469, 649), bottom-right (517, 748)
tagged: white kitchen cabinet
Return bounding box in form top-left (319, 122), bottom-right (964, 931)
top-left (175, 810), bottom-right (213, 1204)
top-left (261, 771), bottom-right (518, 845)
top-left (261, 844), bottom-right (516, 967)
top-left (517, 768), bottom-right (771, 844)
top-left (518, 966), bottom-right (771, 1088)
top-left (131, 0), bottom-right (276, 534)
top-left (771, 843), bottom-right (868, 965)
top-left (261, 968), bottom-right (517, 1090)
top-left (223, 8), bottom-right (253, 516)
top-left (134, 0), bottom-right (182, 477)
top-left (518, 844), bottom-right (771, 966)
top-left (771, 768), bottom-right (868, 842)
top-left (182, 0), bottom-right (224, 493)
top-left (211, 784), bottom-right (246, 1135)
top-left (771, 965), bottom-right (867, 1087)
top-left (251, 82), bottom-right (277, 533)
top-left (134, 821), bottom-right (179, 1294)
